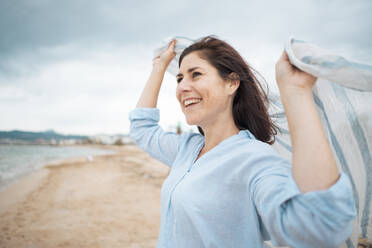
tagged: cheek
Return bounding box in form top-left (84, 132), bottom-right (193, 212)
top-left (206, 89), bottom-right (228, 109)
top-left (175, 87), bottom-right (181, 103)
top-left (176, 91), bottom-right (184, 109)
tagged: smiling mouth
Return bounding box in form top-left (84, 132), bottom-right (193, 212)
top-left (183, 98), bottom-right (202, 108)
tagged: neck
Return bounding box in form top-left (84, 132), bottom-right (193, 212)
top-left (200, 113), bottom-right (239, 155)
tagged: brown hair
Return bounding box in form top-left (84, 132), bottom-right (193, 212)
top-left (179, 36), bottom-right (277, 144)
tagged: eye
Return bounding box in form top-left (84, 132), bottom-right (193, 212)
top-left (176, 77), bottom-right (183, 84)
top-left (192, 72), bottom-right (201, 78)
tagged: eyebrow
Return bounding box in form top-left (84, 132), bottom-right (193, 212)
top-left (176, 67), bottom-right (201, 78)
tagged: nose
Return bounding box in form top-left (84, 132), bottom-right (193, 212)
top-left (176, 78), bottom-right (193, 104)
top-left (177, 78), bottom-right (192, 93)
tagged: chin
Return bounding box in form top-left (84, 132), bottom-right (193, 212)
top-left (185, 118), bottom-right (198, 126)
top-left (185, 115), bottom-right (200, 126)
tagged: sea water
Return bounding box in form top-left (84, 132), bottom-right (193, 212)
top-left (0, 144), bottom-right (114, 191)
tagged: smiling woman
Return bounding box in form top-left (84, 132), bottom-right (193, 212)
top-left (176, 52), bottom-right (240, 138)
top-left (129, 36), bottom-right (356, 248)
top-left (176, 37), bottom-right (277, 144)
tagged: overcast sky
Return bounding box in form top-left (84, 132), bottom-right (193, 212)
top-left (1, 0), bottom-right (371, 135)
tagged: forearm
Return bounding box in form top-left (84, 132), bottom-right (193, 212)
top-left (136, 65), bottom-right (166, 108)
top-left (279, 87), bottom-right (339, 193)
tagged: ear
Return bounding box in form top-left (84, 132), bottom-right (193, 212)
top-left (226, 72), bottom-right (240, 95)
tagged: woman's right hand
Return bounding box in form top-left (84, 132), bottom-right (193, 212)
top-left (152, 39), bottom-right (177, 70)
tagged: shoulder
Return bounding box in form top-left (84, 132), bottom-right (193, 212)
top-left (232, 130), bottom-right (292, 173)
top-left (232, 132), bottom-right (294, 194)
top-left (178, 131), bottom-right (203, 151)
top-left (234, 130), bottom-right (279, 157)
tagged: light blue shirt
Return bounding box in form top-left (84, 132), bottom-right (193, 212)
top-left (129, 108), bottom-right (356, 248)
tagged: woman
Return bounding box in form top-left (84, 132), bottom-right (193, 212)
top-left (129, 36), bottom-right (356, 248)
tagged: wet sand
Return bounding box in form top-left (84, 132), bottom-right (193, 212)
top-left (0, 145), bottom-right (169, 248)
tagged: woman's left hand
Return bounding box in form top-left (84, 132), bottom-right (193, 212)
top-left (275, 51), bottom-right (317, 92)
top-left (275, 51), bottom-right (340, 193)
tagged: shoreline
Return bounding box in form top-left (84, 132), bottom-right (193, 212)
top-left (0, 144), bottom-right (117, 193)
top-left (0, 144), bottom-right (120, 213)
top-left (0, 144), bottom-right (169, 247)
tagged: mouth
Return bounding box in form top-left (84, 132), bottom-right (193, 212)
top-left (183, 98), bottom-right (202, 109)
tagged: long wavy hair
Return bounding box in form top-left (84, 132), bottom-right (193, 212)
top-left (179, 36), bottom-right (277, 145)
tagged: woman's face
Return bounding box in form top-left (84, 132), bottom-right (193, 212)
top-left (176, 52), bottom-right (235, 127)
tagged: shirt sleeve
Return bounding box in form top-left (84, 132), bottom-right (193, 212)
top-left (128, 108), bottom-right (181, 167)
top-left (251, 154), bottom-right (357, 248)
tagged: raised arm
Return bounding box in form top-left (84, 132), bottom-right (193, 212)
top-left (129, 40), bottom-right (181, 167)
top-left (250, 52), bottom-right (355, 246)
top-left (136, 40), bottom-right (177, 108)
top-left (275, 51), bottom-right (339, 192)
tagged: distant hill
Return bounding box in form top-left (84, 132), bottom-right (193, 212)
top-left (0, 130), bottom-right (88, 141)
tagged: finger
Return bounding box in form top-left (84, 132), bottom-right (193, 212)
top-left (168, 39), bottom-right (177, 50)
top-left (280, 51), bottom-right (289, 62)
top-left (276, 51), bottom-right (286, 67)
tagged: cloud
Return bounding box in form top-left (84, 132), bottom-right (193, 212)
top-left (0, 44), bottom-right (151, 134)
top-left (0, 0), bottom-right (371, 134)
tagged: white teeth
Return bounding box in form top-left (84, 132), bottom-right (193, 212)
top-left (183, 98), bottom-right (202, 107)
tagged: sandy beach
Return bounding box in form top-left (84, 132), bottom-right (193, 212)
top-left (0, 144), bottom-right (368, 248)
top-left (0, 145), bottom-right (169, 248)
